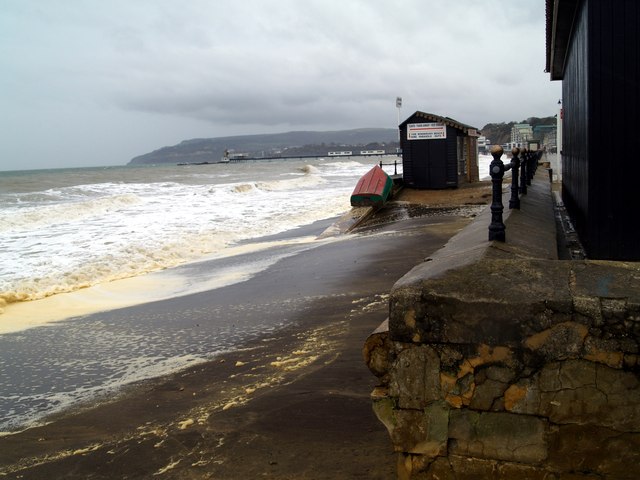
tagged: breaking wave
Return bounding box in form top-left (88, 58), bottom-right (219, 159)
top-left (0, 157), bottom-right (381, 311)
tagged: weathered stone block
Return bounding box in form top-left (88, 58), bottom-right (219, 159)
top-left (390, 402), bottom-right (449, 456)
top-left (471, 365), bottom-right (517, 411)
top-left (503, 359), bottom-right (640, 429)
top-left (548, 424), bottom-right (640, 479)
top-left (559, 359), bottom-right (595, 389)
top-left (540, 361), bottom-right (605, 425)
top-left (594, 363), bottom-right (640, 430)
top-left (397, 453), bottom-right (438, 480)
top-left (571, 262), bottom-right (640, 322)
top-left (595, 361), bottom-right (639, 393)
top-left (556, 473), bottom-right (602, 479)
top-left (504, 378), bottom-right (541, 414)
top-left (427, 455), bottom-right (593, 479)
top-left (483, 364), bottom-right (518, 383)
top-left (371, 388), bottom-right (396, 437)
top-left (432, 454), bottom-right (554, 479)
top-left (619, 337), bottom-right (639, 354)
top-left (539, 385), bottom-right (607, 424)
top-left (583, 336), bottom-right (624, 368)
top-left (437, 344), bottom-right (519, 409)
top-left (539, 362), bottom-right (561, 391)
top-left (573, 296), bottom-right (603, 324)
top-left (524, 322), bottom-right (588, 361)
top-left (389, 345), bottom-right (441, 409)
top-left (389, 259), bottom-right (572, 346)
top-left (601, 298), bottom-right (628, 320)
top-left (496, 462), bottom-right (558, 479)
top-left (449, 410), bottom-right (548, 463)
top-left (469, 378), bottom-right (503, 410)
top-left (418, 456), bottom-right (455, 479)
top-left (363, 322), bottom-right (394, 379)
top-left (446, 455), bottom-right (499, 479)
top-left (531, 359), bottom-right (640, 430)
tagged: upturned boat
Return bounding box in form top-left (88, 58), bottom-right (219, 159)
top-left (350, 165), bottom-right (393, 207)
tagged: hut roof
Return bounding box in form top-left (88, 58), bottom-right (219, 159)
top-left (400, 111), bottom-right (478, 135)
top-left (545, 0), bottom-right (580, 80)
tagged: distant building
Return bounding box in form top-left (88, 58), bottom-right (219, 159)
top-left (546, 0), bottom-right (639, 260)
top-left (510, 123), bottom-right (533, 148)
top-left (532, 124), bottom-right (555, 142)
top-left (399, 111), bottom-right (479, 189)
top-left (478, 136), bottom-right (491, 154)
top-left (542, 127), bottom-right (557, 154)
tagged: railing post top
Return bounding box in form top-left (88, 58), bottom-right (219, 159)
top-left (490, 145), bottom-right (504, 160)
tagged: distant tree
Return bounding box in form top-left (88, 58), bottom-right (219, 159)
top-left (524, 116), bottom-right (556, 127)
top-left (480, 122), bottom-right (514, 146)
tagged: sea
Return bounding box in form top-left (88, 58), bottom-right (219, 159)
top-left (0, 155), bottom-right (404, 433)
top-left (0, 154), bottom-right (494, 434)
top-left (1, 159), bottom-right (373, 308)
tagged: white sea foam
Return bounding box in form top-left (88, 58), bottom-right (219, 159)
top-left (0, 351), bottom-right (213, 433)
top-left (0, 158), bottom-right (378, 310)
top-left (0, 234), bottom-right (338, 334)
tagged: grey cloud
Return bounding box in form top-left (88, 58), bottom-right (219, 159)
top-left (0, 0), bottom-right (562, 170)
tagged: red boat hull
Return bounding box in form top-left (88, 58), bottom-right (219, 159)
top-left (350, 165), bottom-right (393, 207)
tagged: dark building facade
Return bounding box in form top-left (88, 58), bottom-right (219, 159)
top-left (399, 111), bottom-right (479, 189)
top-left (547, 0), bottom-right (640, 260)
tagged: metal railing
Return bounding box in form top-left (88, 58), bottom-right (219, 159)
top-left (379, 160), bottom-right (399, 175)
top-left (488, 146), bottom-right (541, 241)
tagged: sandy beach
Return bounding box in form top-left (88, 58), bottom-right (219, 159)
top-left (0, 183), bottom-right (490, 479)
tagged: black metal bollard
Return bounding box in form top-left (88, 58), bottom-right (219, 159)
top-left (519, 148), bottom-right (528, 195)
top-left (488, 145), bottom-right (506, 242)
top-left (394, 160), bottom-right (397, 175)
top-left (534, 150), bottom-right (542, 176)
top-left (509, 147), bottom-right (521, 209)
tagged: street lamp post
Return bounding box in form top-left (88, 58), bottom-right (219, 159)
top-left (396, 96), bottom-right (402, 155)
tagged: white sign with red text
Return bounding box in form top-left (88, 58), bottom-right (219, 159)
top-left (407, 122), bottom-right (447, 140)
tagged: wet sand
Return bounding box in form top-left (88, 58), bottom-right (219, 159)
top-left (0, 183), bottom-right (490, 479)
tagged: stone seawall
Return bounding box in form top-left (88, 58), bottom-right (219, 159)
top-left (365, 174), bottom-right (640, 479)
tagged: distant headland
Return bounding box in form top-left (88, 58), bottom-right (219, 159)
top-left (127, 128), bottom-right (400, 165)
top-left (127, 118), bottom-right (556, 166)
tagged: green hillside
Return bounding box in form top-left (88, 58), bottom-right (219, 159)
top-left (128, 128), bottom-right (400, 165)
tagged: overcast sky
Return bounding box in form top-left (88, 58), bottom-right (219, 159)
top-left (0, 0), bottom-right (560, 171)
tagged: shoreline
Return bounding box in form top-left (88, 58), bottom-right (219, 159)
top-left (0, 217), bottom-right (339, 335)
top-left (0, 183), bottom-right (491, 479)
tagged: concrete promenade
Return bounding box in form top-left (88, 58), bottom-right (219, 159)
top-left (366, 167), bottom-right (640, 479)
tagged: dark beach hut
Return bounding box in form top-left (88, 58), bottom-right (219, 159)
top-left (546, 0), bottom-right (640, 260)
top-left (399, 111), bottom-right (480, 189)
